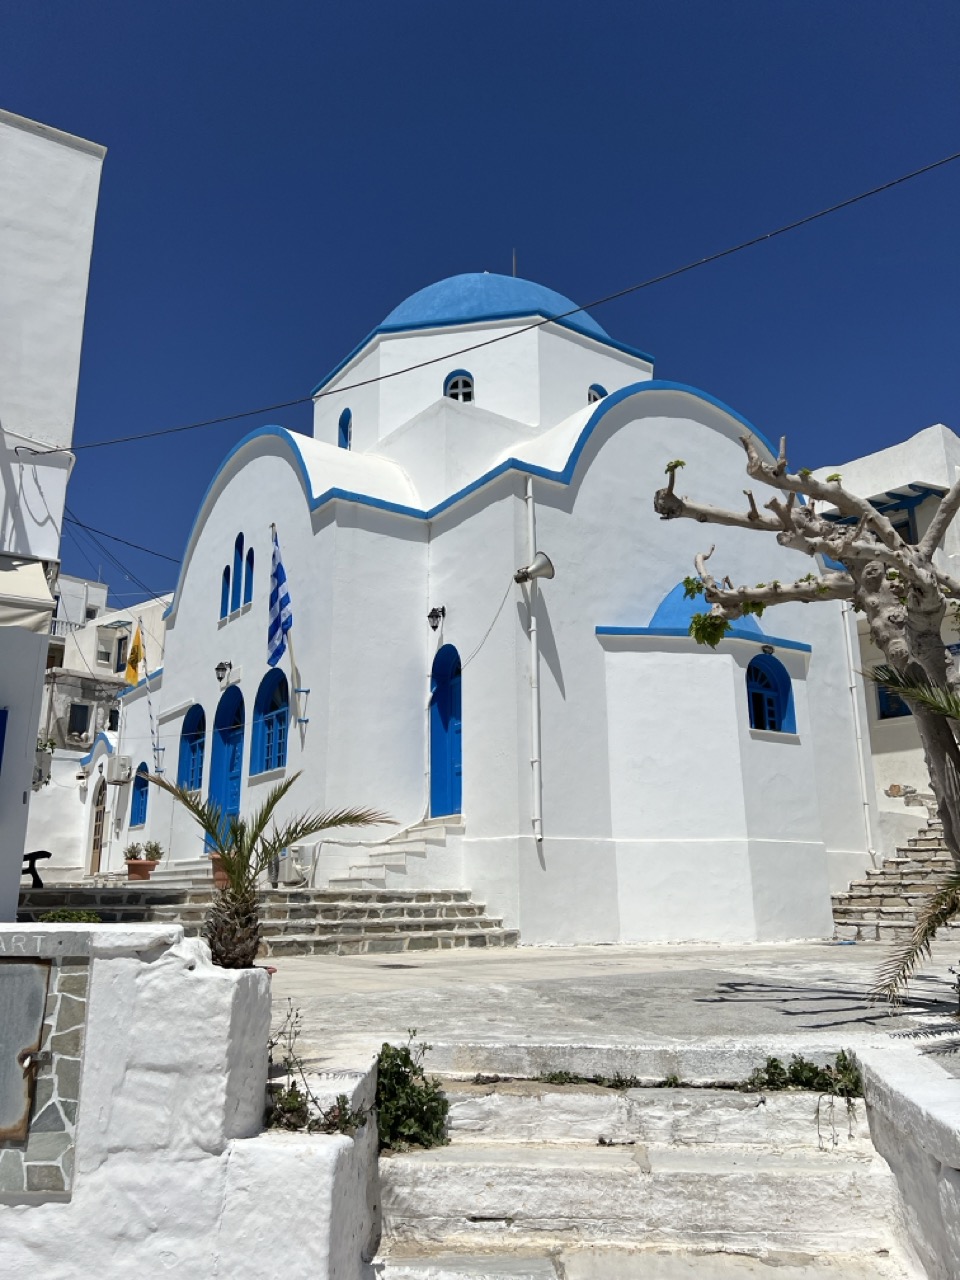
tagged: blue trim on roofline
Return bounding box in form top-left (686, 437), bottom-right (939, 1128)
top-left (163, 380), bottom-right (779, 622)
top-left (310, 311), bottom-right (656, 396)
top-left (117, 667), bottom-right (164, 698)
top-left (80, 732), bottom-right (115, 766)
top-left (595, 625), bottom-right (812, 653)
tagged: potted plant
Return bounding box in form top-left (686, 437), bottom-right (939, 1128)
top-left (124, 840), bottom-right (163, 881)
top-left (147, 770), bottom-right (389, 967)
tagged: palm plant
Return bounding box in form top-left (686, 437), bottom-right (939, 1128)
top-left (148, 771), bottom-right (390, 968)
top-left (868, 666), bottom-right (960, 1004)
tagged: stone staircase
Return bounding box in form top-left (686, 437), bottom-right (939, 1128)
top-left (317, 816), bottom-right (465, 892)
top-left (372, 1072), bottom-right (917, 1277)
top-left (833, 818), bottom-right (959, 942)
top-left (17, 885), bottom-right (517, 957)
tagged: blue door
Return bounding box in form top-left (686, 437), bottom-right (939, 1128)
top-left (430, 645), bottom-right (462, 817)
top-left (210, 686), bottom-right (245, 836)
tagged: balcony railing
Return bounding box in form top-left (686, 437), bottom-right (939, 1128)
top-left (50, 618), bottom-right (83, 638)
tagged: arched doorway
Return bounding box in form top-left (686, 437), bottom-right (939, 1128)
top-left (210, 686), bottom-right (245, 830)
top-left (430, 644), bottom-right (462, 817)
top-left (89, 778), bottom-right (107, 874)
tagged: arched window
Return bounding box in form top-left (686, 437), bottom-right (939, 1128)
top-left (746, 654), bottom-right (795, 734)
top-left (252, 669), bottom-right (289, 774)
top-left (131, 762), bottom-right (150, 827)
top-left (244, 548), bottom-right (255, 606)
top-left (338, 408), bottom-right (352, 450)
top-left (587, 383), bottom-right (607, 404)
top-left (231, 534), bottom-right (244, 613)
top-left (178, 705), bottom-right (206, 791)
top-left (220, 566), bottom-right (230, 620)
top-left (444, 370), bottom-right (474, 403)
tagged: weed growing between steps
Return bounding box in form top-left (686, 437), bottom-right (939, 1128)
top-left (266, 1001), bottom-right (368, 1135)
top-left (376, 1030), bottom-right (449, 1152)
top-left (38, 908), bottom-right (102, 923)
top-left (530, 1052), bottom-right (863, 1099)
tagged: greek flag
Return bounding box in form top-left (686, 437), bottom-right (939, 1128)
top-left (268, 529), bottom-right (293, 667)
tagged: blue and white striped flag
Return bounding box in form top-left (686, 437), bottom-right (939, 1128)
top-left (268, 529), bottom-right (293, 667)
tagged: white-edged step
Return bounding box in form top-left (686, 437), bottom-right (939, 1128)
top-left (379, 1139), bottom-right (897, 1254)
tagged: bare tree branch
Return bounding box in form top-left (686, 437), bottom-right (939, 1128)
top-left (654, 490), bottom-right (781, 532)
top-left (920, 477), bottom-right (960, 558)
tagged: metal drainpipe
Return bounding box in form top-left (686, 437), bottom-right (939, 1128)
top-left (841, 600), bottom-right (878, 866)
top-left (524, 477), bottom-right (543, 844)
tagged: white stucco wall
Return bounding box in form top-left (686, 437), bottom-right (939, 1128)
top-left (0, 924), bottom-right (379, 1279)
top-left (0, 627), bottom-right (50, 912)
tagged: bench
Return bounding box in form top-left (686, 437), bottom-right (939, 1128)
top-left (22, 850), bottom-right (53, 889)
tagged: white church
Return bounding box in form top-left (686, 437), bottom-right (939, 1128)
top-left (52, 272), bottom-right (956, 945)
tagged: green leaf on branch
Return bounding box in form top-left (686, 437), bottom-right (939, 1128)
top-left (741, 600), bottom-right (766, 618)
top-left (664, 459), bottom-right (686, 474)
top-left (798, 468), bottom-right (812, 479)
top-left (689, 613), bottom-right (731, 648)
top-left (682, 576), bottom-right (704, 599)
top-left (825, 473), bottom-right (842, 483)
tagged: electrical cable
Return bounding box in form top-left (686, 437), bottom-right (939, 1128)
top-left (63, 505), bottom-right (171, 608)
top-left (17, 147), bottom-right (960, 460)
top-left (63, 514), bottom-right (181, 564)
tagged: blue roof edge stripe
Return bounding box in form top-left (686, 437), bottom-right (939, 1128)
top-left (310, 312), bottom-right (656, 396)
top-left (80, 731), bottom-right (115, 766)
top-left (595, 625), bottom-right (812, 653)
top-left (163, 380), bottom-right (778, 622)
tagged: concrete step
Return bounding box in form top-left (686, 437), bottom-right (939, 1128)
top-left (258, 917), bottom-right (505, 940)
top-left (372, 1245), bottom-right (916, 1279)
top-left (260, 928), bottom-right (519, 957)
top-left (442, 1081), bottom-right (872, 1152)
top-left (379, 1141), bottom-right (897, 1255)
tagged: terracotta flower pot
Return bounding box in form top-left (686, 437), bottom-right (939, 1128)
top-left (126, 859), bottom-right (159, 881)
top-left (209, 852), bottom-right (229, 890)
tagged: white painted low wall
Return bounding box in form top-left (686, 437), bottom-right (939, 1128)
top-left (0, 924), bottom-right (380, 1279)
top-left (858, 1043), bottom-right (960, 1280)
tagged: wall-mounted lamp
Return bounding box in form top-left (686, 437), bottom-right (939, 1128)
top-left (761, 644), bottom-right (775, 655)
top-left (427, 606), bottom-right (446, 631)
top-left (215, 660), bottom-right (233, 684)
top-left (514, 552), bottom-right (555, 584)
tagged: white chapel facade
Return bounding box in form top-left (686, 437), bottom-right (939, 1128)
top-left (76, 272), bottom-right (910, 944)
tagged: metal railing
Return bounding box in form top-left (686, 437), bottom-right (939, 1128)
top-left (50, 618), bottom-right (83, 638)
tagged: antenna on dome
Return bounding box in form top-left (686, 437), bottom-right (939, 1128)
top-left (512, 248), bottom-right (517, 277)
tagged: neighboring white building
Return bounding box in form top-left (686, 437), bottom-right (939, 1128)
top-left (0, 109), bottom-right (105, 918)
top-left (91, 271), bottom-right (894, 944)
top-left (26, 594), bottom-right (169, 881)
top-left (814, 424), bottom-right (960, 854)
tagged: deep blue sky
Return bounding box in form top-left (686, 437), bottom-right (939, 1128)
top-left (3, 1), bottom-right (959, 604)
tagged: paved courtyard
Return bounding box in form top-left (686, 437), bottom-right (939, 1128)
top-left (269, 938), bottom-right (960, 1071)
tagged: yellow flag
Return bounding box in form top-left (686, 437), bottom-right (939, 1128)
top-left (125, 625), bottom-right (144, 686)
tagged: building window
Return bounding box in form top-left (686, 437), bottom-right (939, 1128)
top-left (231, 534), bottom-right (244, 613)
top-left (251, 669), bottom-right (289, 774)
top-left (877, 685), bottom-right (912, 720)
top-left (67, 703), bottom-right (90, 737)
top-left (587, 383), bottom-right (607, 404)
top-left (890, 512), bottom-right (917, 545)
top-left (244, 548), bottom-right (255, 606)
top-left (746, 654), bottom-right (795, 734)
top-left (178, 704), bottom-right (206, 790)
top-left (108, 706), bottom-right (120, 732)
top-left (85, 605), bottom-right (99, 621)
top-left (115, 635), bottom-right (128, 674)
top-left (221, 567), bottom-right (231, 620)
top-left (338, 408), bottom-right (352, 450)
top-left (96, 632), bottom-right (111, 664)
top-left (130, 763), bottom-right (149, 827)
top-left (444, 370), bottom-right (474, 403)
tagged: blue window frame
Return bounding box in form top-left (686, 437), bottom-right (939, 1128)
top-left (220, 566), bottom-right (230, 619)
top-left (877, 685), bottom-right (912, 720)
top-left (244, 548), bottom-right (255, 606)
top-left (338, 408), bottom-right (352, 450)
top-left (251, 669), bottom-right (289, 774)
top-left (588, 383), bottom-right (607, 404)
top-left (444, 370), bottom-right (474, 402)
top-left (746, 654), bottom-right (795, 734)
top-left (131, 763), bottom-right (149, 827)
top-left (178, 705), bottom-right (206, 791)
top-left (231, 535), bottom-right (244, 613)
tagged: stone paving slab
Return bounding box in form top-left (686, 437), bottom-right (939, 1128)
top-left (268, 940), bottom-right (960, 1072)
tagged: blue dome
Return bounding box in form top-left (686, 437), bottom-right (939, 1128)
top-left (380, 273), bottom-right (609, 340)
top-left (648, 582), bottom-right (765, 635)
